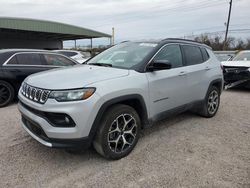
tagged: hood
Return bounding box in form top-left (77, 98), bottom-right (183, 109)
top-left (25, 65), bottom-right (129, 90)
top-left (221, 61), bottom-right (250, 67)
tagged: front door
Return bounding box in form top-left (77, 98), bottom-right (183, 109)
top-left (146, 44), bottom-right (189, 118)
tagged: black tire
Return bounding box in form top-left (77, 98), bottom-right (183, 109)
top-left (0, 80), bottom-right (14, 108)
top-left (93, 104), bottom-right (141, 160)
top-left (244, 81), bottom-right (250, 89)
top-left (198, 86), bottom-right (220, 118)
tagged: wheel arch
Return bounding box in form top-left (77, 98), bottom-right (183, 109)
top-left (0, 78), bottom-right (19, 96)
top-left (88, 94), bottom-right (149, 141)
top-left (207, 78), bottom-right (223, 95)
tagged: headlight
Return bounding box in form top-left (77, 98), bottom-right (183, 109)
top-left (49, 88), bottom-right (95, 102)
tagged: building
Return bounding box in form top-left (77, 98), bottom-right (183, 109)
top-left (0, 17), bottom-right (111, 50)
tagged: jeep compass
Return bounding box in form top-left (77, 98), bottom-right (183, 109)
top-left (18, 39), bottom-right (223, 159)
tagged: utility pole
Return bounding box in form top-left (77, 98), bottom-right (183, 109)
top-left (223, 0), bottom-right (233, 50)
top-left (90, 38), bottom-right (93, 49)
top-left (111, 27), bottom-right (115, 46)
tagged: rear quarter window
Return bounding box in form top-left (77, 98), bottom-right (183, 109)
top-left (0, 52), bottom-right (16, 65)
top-left (201, 48), bottom-right (210, 61)
top-left (7, 55), bottom-right (18, 64)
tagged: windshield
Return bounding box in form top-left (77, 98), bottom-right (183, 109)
top-left (87, 42), bottom-right (157, 69)
top-left (233, 52), bottom-right (250, 61)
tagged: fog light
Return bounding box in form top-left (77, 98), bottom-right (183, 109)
top-left (44, 112), bottom-right (76, 127)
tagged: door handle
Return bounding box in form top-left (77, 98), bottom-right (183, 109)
top-left (178, 71), bottom-right (187, 76)
top-left (205, 66), bottom-right (211, 71)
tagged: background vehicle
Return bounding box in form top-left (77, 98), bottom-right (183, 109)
top-left (18, 39), bottom-right (223, 160)
top-left (54, 50), bottom-right (91, 64)
top-left (97, 51), bottom-right (127, 64)
top-left (0, 49), bottom-right (79, 107)
top-left (221, 50), bottom-right (250, 88)
top-left (214, 51), bottom-right (237, 62)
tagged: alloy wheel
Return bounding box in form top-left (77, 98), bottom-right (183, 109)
top-left (108, 114), bottom-right (137, 153)
top-left (0, 84), bottom-right (10, 105)
top-left (207, 90), bottom-right (219, 115)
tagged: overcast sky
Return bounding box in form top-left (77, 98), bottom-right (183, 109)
top-left (0, 0), bottom-right (249, 47)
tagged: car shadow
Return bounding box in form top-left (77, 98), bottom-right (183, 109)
top-left (225, 87), bottom-right (250, 93)
top-left (22, 111), bottom-right (197, 161)
top-left (8, 102), bottom-right (201, 164)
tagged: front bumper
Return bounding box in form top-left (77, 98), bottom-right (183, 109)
top-left (21, 114), bottom-right (91, 148)
top-left (18, 90), bottom-right (101, 148)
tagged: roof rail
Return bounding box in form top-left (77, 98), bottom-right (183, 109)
top-left (162, 38), bottom-right (212, 49)
top-left (161, 38), bottom-right (198, 43)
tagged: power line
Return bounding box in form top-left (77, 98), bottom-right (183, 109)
top-left (185, 28), bottom-right (250, 38)
top-left (96, 0), bottom-right (214, 23)
top-left (85, 0), bottom-right (248, 41)
top-left (193, 23), bottom-right (250, 32)
top-left (97, 1), bottom-right (226, 27)
top-left (91, 0), bottom-right (227, 28)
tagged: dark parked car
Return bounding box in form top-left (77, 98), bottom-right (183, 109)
top-left (0, 49), bottom-right (79, 107)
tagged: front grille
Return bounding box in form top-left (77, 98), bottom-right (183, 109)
top-left (21, 83), bottom-right (50, 104)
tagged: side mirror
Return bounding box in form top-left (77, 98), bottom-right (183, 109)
top-left (147, 60), bottom-right (172, 71)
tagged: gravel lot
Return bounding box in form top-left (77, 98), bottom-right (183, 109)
top-left (0, 89), bottom-right (249, 188)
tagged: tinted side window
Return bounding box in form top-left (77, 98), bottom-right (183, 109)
top-left (16, 53), bottom-right (43, 65)
top-left (201, 48), bottom-right (209, 61)
top-left (58, 51), bottom-right (77, 57)
top-left (7, 56), bottom-right (18, 64)
top-left (153, 44), bottom-right (183, 68)
top-left (43, 54), bottom-right (75, 66)
top-left (182, 45), bottom-right (203, 65)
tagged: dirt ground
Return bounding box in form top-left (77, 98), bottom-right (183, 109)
top-left (0, 89), bottom-right (249, 188)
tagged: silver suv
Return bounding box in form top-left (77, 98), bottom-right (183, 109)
top-left (18, 39), bottom-right (223, 159)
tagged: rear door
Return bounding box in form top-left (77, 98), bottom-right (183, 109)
top-left (181, 45), bottom-right (210, 102)
top-left (146, 44), bottom-right (189, 118)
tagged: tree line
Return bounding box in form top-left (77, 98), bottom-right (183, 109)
top-left (193, 34), bottom-right (250, 51)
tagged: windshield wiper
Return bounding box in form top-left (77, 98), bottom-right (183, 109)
top-left (89, 63), bottom-right (112, 67)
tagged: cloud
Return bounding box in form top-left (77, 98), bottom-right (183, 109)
top-left (0, 0), bottom-right (249, 46)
